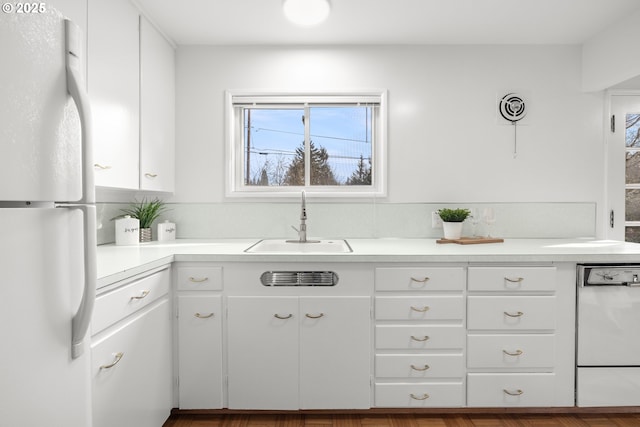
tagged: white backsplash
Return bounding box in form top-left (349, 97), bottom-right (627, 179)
top-left (96, 202), bottom-right (596, 245)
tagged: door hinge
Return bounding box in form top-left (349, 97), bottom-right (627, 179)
top-left (610, 210), bottom-right (615, 228)
top-left (611, 115), bottom-right (616, 133)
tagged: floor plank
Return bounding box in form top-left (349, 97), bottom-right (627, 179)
top-left (163, 413), bottom-right (640, 427)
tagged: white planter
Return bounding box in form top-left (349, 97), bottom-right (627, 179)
top-left (443, 222), bottom-right (463, 240)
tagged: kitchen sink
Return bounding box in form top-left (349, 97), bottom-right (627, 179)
top-left (244, 239), bottom-right (352, 253)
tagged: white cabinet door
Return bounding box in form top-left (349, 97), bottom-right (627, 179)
top-left (140, 16), bottom-right (175, 192)
top-left (227, 297), bottom-right (299, 410)
top-left (178, 295), bottom-right (223, 409)
top-left (92, 299), bottom-right (171, 427)
top-left (300, 297), bottom-right (371, 409)
top-left (88, 0), bottom-right (140, 189)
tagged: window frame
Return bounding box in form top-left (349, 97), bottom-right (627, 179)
top-left (224, 90), bottom-right (387, 198)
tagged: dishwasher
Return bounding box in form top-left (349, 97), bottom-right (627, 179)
top-left (576, 264), bottom-right (640, 407)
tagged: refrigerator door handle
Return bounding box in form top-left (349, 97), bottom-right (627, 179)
top-left (62, 204), bottom-right (97, 359)
top-left (65, 19), bottom-right (95, 205)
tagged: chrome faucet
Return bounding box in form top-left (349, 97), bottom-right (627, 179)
top-left (288, 191), bottom-right (318, 243)
top-left (290, 191), bottom-right (308, 242)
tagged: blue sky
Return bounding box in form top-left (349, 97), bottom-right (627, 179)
top-left (244, 107), bottom-right (372, 183)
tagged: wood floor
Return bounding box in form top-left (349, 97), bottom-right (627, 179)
top-left (163, 413), bottom-right (640, 427)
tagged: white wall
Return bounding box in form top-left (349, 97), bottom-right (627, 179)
top-left (582, 7), bottom-right (640, 92)
top-left (174, 45), bottom-right (604, 206)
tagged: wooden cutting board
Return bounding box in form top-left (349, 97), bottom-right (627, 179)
top-left (436, 237), bottom-right (504, 245)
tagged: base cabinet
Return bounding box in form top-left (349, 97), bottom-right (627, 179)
top-left (374, 267), bottom-right (466, 408)
top-left (227, 296), bottom-right (371, 410)
top-left (91, 267), bottom-right (172, 427)
top-left (91, 299), bottom-right (171, 427)
top-left (177, 295), bottom-right (223, 409)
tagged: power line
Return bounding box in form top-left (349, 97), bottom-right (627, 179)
top-left (246, 126), bottom-right (371, 144)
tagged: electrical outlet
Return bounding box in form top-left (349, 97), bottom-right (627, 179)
top-left (431, 211), bottom-right (443, 229)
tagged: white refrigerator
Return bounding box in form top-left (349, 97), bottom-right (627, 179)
top-left (0, 7), bottom-right (96, 427)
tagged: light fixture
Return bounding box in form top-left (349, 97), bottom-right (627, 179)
top-left (283, 0), bottom-right (330, 26)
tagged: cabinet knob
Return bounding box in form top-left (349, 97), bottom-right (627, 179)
top-left (410, 305), bottom-right (430, 312)
top-left (505, 276), bottom-right (525, 283)
top-left (130, 290), bottom-right (150, 301)
top-left (144, 173), bottom-right (158, 178)
top-left (410, 364), bottom-right (430, 371)
top-left (188, 276), bottom-right (209, 283)
top-left (94, 163), bottom-right (112, 170)
top-left (502, 349), bottom-right (524, 356)
top-left (410, 393), bottom-right (430, 400)
top-left (410, 276), bottom-right (430, 283)
top-left (194, 312), bottom-right (214, 319)
top-left (503, 311), bottom-right (524, 318)
top-left (100, 352), bottom-right (124, 370)
top-left (274, 313), bottom-right (293, 320)
top-left (503, 389), bottom-right (524, 396)
top-left (410, 335), bottom-right (430, 342)
top-left (305, 313), bottom-right (324, 319)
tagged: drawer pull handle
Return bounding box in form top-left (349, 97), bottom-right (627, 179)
top-left (305, 313), bottom-right (324, 319)
top-left (410, 305), bottom-right (430, 312)
top-left (195, 312), bottom-right (214, 319)
top-left (505, 277), bottom-right (524, 283)
top-left (188, 276), bottom-right (209, 283)
top-left (130, 290), bottom-right (150, 301)
top-left (410, 277), bottom-right (430, 283)
top-left (410, 335), bottom-right (430, 342)
top-left (503, 311), bottom-right (524, 318)
top-left (100, 352), bottom-right (124, 370)
top-left (503, 389), bottom-right (524, 396)
top-left (410, 393), bottom-right (430, 400)
top-left (410, 364), bottom-right (430, 371)
top-left (144, 173), bottom-right (158, 178)
top-left (274, 314), bottom-right (293, 320)
top-left (503, 349), bottom-right (524, 356)
top-left (94, 163), bottom-right (112, 170)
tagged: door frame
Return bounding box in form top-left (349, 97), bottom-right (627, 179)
top-left (605, 90), bottom-right (640, 240)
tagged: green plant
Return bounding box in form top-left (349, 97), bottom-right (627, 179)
top-left (119, 198), bottom-right (169, 228)
top-left (437, 208), bottom-right (471, 223)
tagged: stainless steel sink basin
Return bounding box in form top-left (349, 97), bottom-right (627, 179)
top-left (245, 239), bottom-right (352, 253)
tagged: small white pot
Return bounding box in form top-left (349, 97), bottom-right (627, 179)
top-left (442, 222), bottom-right (463, 240)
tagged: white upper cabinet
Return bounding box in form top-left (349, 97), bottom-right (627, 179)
top-left (88, 0), bottom-right (175, 192)
top-left (88, 0), bottom-right (140, 189)
top-left (140, 16), bottom-right (175, 192)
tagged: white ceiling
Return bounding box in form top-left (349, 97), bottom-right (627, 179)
top-left (135, 0), bottom-right (640, 46)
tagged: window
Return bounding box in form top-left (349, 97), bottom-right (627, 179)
top-left (607, 94), bottom-right (640, 242)
top-left (225, 91), bottom-right (387, 197)
top-left (625, 112), bottom-right (640, 242)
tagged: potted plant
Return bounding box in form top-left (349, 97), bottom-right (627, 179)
top-left (437, 208), bottom-right (471, 240)
top-left (119, 198), bottom-right (169, 242)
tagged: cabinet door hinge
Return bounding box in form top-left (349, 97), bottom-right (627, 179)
top-left (611, 115), bottom-right (616, 133)
top-left (610, 210), bottom-right (615, 228)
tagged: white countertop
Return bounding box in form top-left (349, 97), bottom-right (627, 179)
top-left (96, 238), bottom-right (640, 288)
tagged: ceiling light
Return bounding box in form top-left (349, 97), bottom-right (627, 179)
top-left (283, 0), bottom-right (330, 26)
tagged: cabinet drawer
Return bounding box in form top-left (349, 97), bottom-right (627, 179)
top-left (468, 267), bottom-right (556, 292)
top-left (375, 382), bottom-right (464, 407)
top-left (376, 354), bottom-right (464, 378)
top-left (376, 296), bottom-right (463, 321)
top-left (467, 334), bottom-right (555, 369)
top-left (376, 325), bottom-right (465, 349)
top-left (176, 266), bottom-right (222, 291)
top-left (467, 296), bottom-right (556, 331)
top-left (375, 267), bottom-right (465, 291)
top-left (467, 373), bottom-right (555, 407)
top-left (92, 268), bottom-right (170, 335)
